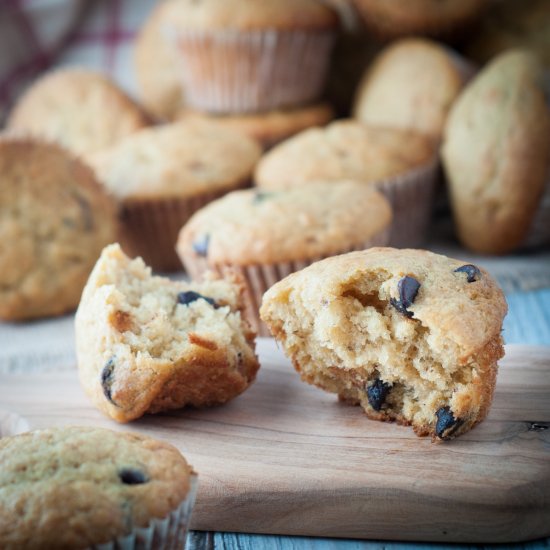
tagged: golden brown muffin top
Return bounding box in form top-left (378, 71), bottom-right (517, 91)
top-left (178, 181), bottom-right (392, 264)
top-left (255, 120), bottom-right (436, 190)
top-left (7, 69), bottom-right (149, 157)
top-left (0, 426), bottom-right (194, 549)
top-left (89, 120), bottom-right (262, 200)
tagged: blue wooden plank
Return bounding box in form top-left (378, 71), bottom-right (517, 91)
top-left (188, 288), bottom-right (550, 550)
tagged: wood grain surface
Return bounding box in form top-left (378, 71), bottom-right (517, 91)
top-left (0, 340), bottom-right (549, 544)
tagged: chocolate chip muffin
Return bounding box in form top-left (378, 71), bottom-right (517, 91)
top-left (177, 182), bottom-right (392, 334)
top-left (354, 38), bottom-right (474, 140)
top-left (134, 0), bottom-right (184, 120)
top-left (255, 120), bottom-right (438, 247)
top-left (0, 426), bottom-right (197, 549)
top-left (176, 102), bottom-right (334, 150)
top-left (260, 248), bottom-right (508, 441)
top-left (0, 136), bottom-right (117, 321)
top-left (163, 0), bottom-right (338, 113)
top-left (442, 50), bottom-right (550, 254)
top-left (7, 69), bottom-right (149, 157)
top-left (76, 244), bottom-right (259, 423)
top-left (88, 120), bottom-right (261, 271)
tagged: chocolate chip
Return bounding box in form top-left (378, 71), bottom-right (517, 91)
top-left (118, 468), bottom-right (149, 485)
top-left (454, 264), bottom-right (481, 283)
top-left (366, 379), bottom-right (392, 411)
top-left (435, 406), bottom-right (464, 440)
top-left (253, 190), bottom-right (275, 204)
top-left (101, 357), bottom-right (115, 403)
top-left (192, 234), bottom-right (209, 257)
top-left (390, 276), bottom-right (420, 318)
top-left (177, 290), bottom-right (218, 308)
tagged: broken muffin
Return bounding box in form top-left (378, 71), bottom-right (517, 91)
top-left (260, 248), bottom-right (507, 441)
top-left (76, 243), bottom-right (259, 422)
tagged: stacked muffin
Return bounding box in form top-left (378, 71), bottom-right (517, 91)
top-left (135, 0), bottom-right (338, 148)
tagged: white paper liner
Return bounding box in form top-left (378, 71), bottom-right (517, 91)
top-left (90, 474), bottom-right (198, 550)
top-left (523, 172), bottom-right (550, 248)
top-left (120, 180), bottom-right (250, 272)
top-left (169, 28), bottom-right (335, 113)
top-left (372, 156), bottom-right (440, 248)
top-left (180, 228), bottom-right (390, 336)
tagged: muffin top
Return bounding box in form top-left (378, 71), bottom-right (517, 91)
top-left (0, 136), bottom-right (117, 321)
top-left (260, 247), bottom-right (508, 359)
top-left (178, 182), bottom-right (392, 264)
top-left (255, 120), bottom-right (436, 190)
top-left (7, 69), bottom-right (149, 157)
top-left (354, 38), bottom-right (472, 139)
top-left (134, 0), bottom-right (183, 120)
top-left (89, 121), bottom-right (262, 200)
top-left (442, 50), bottom-right (550, 254)
top-left (163, 0), bottom-right (338, 30)
top-left (176, 103), bottom-right (334, 148)
top-left (0, 426), bottom-right (194, 549)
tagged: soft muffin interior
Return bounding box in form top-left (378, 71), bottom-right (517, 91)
top-left (97, 250), bottom-right (254, 367)
top-left (268, 272), bottom-right (489, 437)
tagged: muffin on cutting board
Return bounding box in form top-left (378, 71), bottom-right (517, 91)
top-left (261, 248), bottom-right (507, 441)
top-left (76, 244), bottom-right (259, 423)
top-left (0, 136), bottom-right (117, 321)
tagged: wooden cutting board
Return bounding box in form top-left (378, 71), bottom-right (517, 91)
top-left (0, 340), bottom-right (549, 544)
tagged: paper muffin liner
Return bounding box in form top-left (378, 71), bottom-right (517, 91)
top-left (90, 473), bottom-right (198, 550)
top-left (372, 156), bottom-right (440, 248)
top-left (169, 28), bottom-right (335, 114)
top-left (180, 228), bottom-right (390, 336)
top-left (523, 172), bottom-right (550, 249)
top-left (120, 181), bottom-right (250, 272)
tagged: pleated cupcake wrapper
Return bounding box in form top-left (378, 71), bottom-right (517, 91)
top-left (523, 172), bottom-right (550, 249)
top-left (168, 27), bottom-right (335, 114)
top-left (120, 181), bottom-right (250, 272)
top-left (373, 156), bottom-right (440, 248)
top-left (181, 228), bottom-right (390, 336)
top-left (90, 474), bottom-right (198, 550)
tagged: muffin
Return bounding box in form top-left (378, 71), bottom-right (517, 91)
top-left (354, 38), bottom-right (475, 140)
top-left (76, 244), bottom-right (259, 423)
top-left (176, 102), bottom-right (334, 149)
top-left (442, 50), bottom-right (550, 254)
top-left (7, 69), bottom-right (149, 157)
top-left (255, 120), bottom-right (438, 247)
top-left (0, 426), bottom-right (197, 549)
top-left (134, 0), bottom-right (184, 120)
top-left (88, 120), bottom-right (261, 271)
top-left (260, 248), bottom-right (508, 441)
top-left (465, 0), bottom-right (550, 71)
top-left (163, 0), bottom-right (338, 113)
top-left (177, 182), bottom-right (392, 334)
top-left (0, 136), bottom-right (117, 321)
top-left (351, 0), bottom-right (489, 39)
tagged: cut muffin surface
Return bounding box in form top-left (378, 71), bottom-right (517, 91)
top-left (260, 248), bottom-right (508, 441)
top-left (76, 244), bottom-right (259, 422)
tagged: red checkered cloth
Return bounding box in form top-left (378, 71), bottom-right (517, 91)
top-left (0, 0), bottom-right (158, 122)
